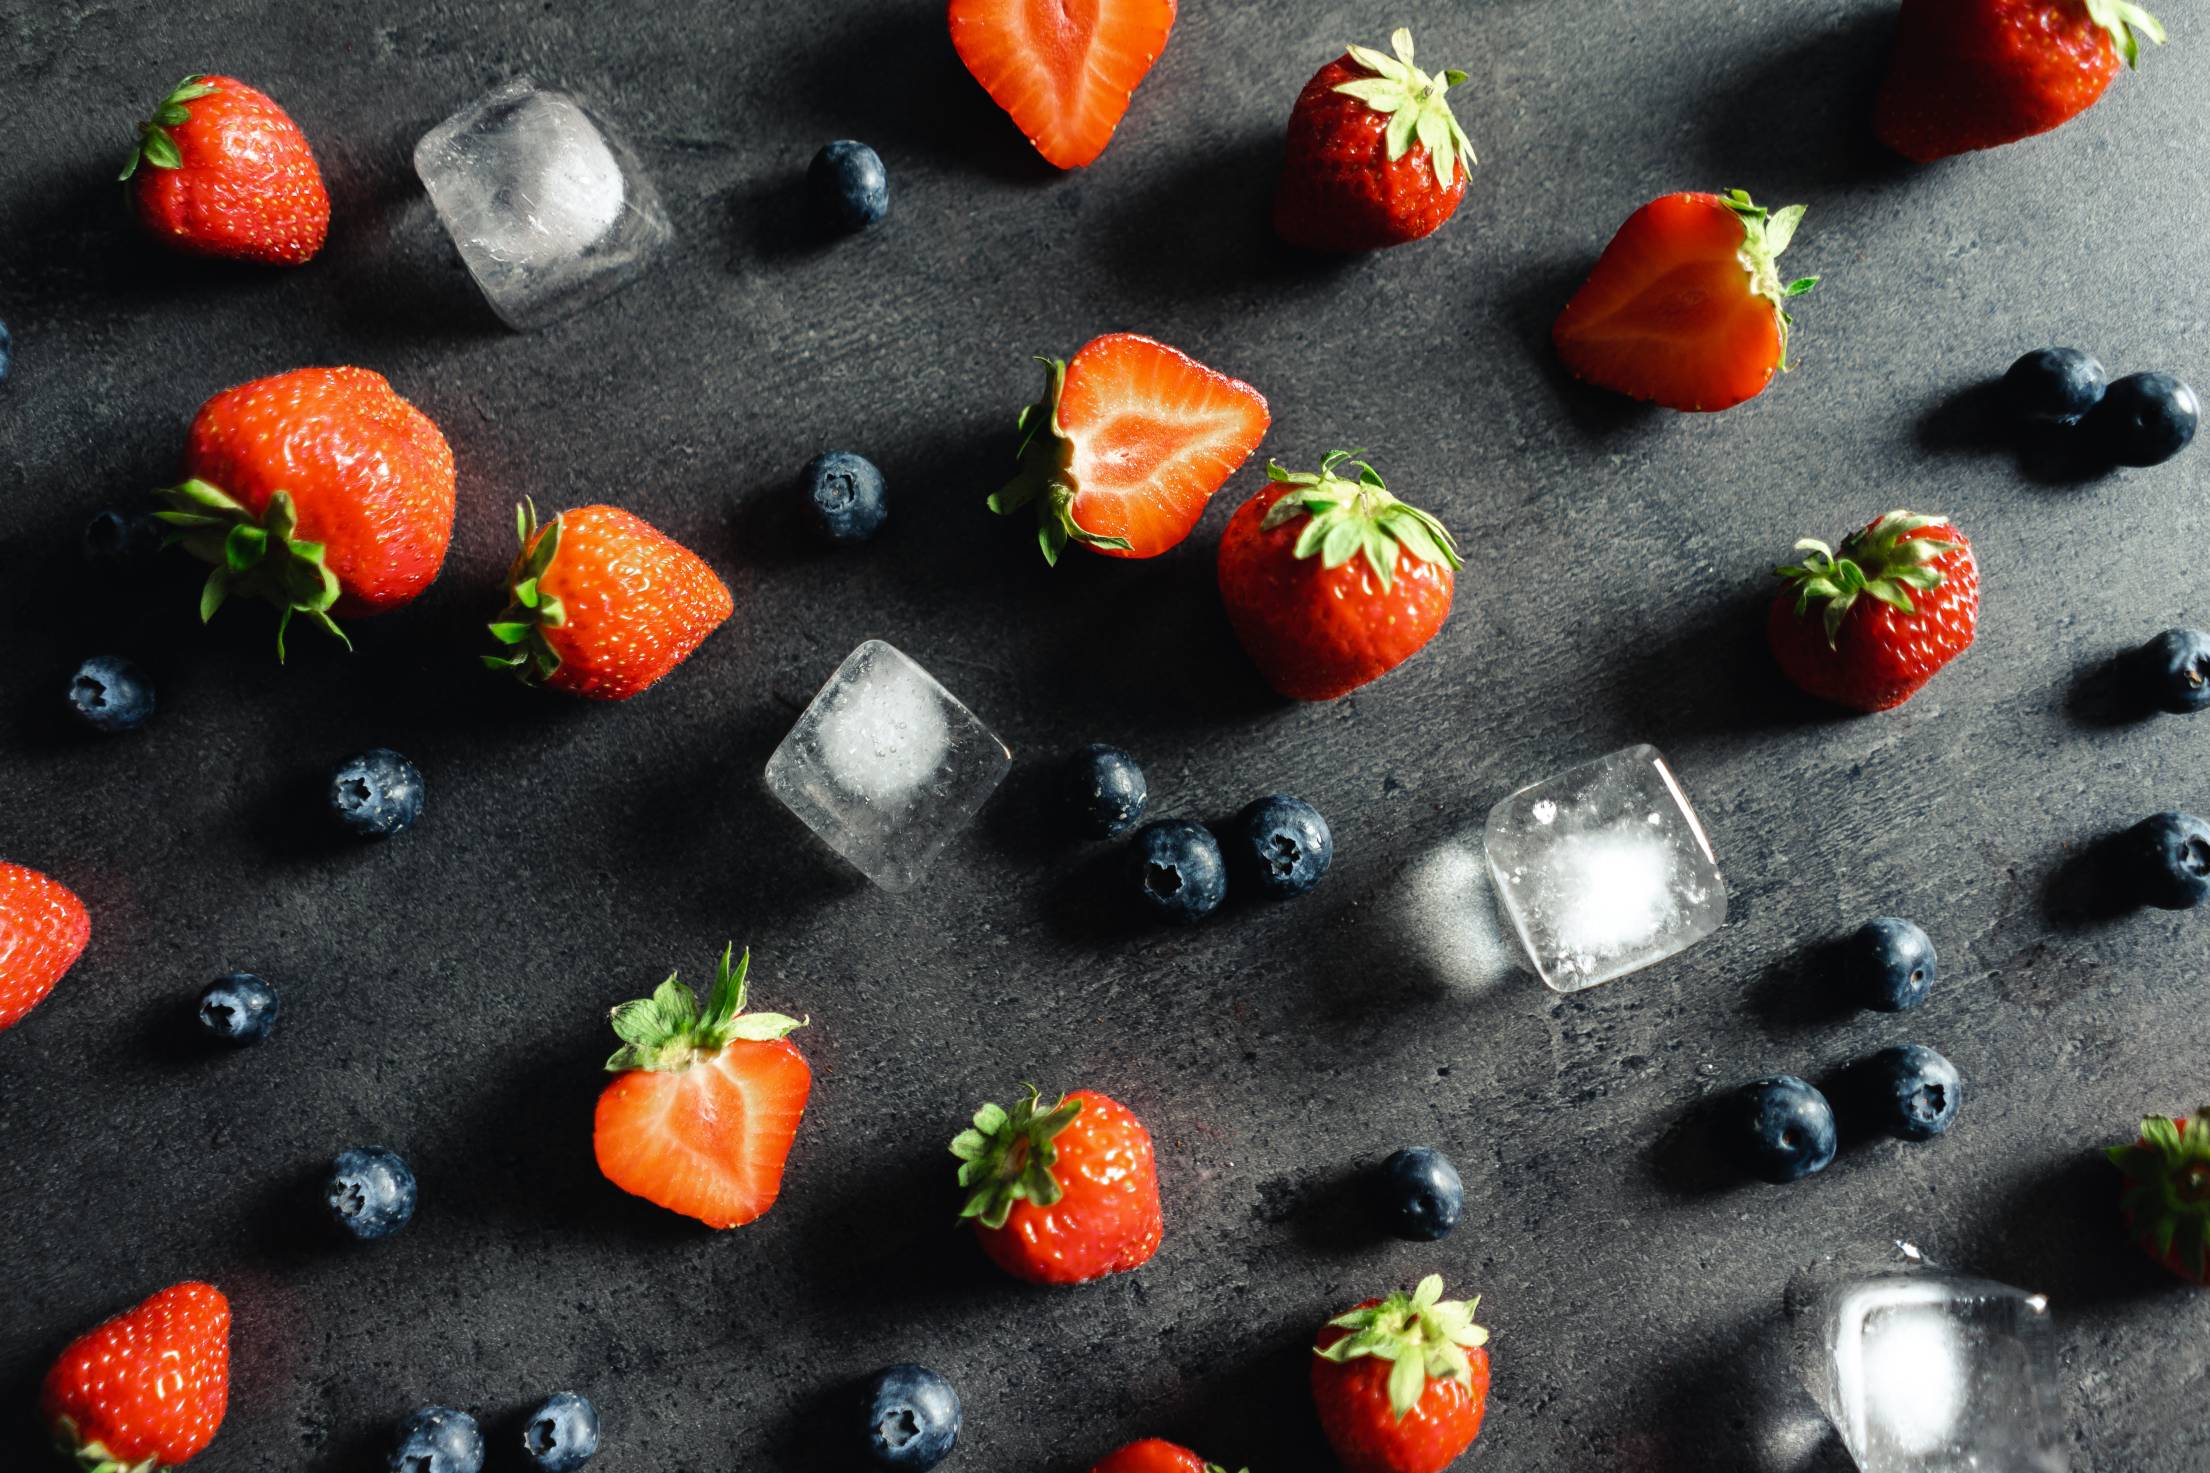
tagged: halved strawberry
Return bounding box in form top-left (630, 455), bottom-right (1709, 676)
top-left (592, 946), bottom-right (811, 1230)
top-left (949, 0), bottom-right (1178, 169)
top-left (988, 332), bottom-right (1270, 563)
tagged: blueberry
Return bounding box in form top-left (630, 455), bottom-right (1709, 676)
top-left (1727, 1075), bottom-right (1838, 1184)
top-left (1131, 819), bottom-right (1227, 923)
top-left (801, 451), bottom-right (888, 544)
top-left (2089, 371), bottom-right (2200, 467)
top-left (1865, 1043), bottom-right (1962, 1141)
top-left (1067, 743), bottom-right (1147, 839)
top-left (330, 749), bottom-right (425, 838)
top-left (389, 1406), bottom-right (484, 1473)
top-left (1226, 793), bottom-right (1333, 899)
top-left (327, 1147), bottom-right (418, 1240)
top-left (197, 972), bottom-right (279, 1045)
top-left (2000, 347), bottom-right (2106, 425)
top-left (808, 140), bottom-right (890, 232)
top-left (860, 1364), bottom-right (960, 1470)
top-left (2124, 810), bottom-right (2210, 910)
top-left (66, 655), bottom-right (155, 733)
top-left (1842, 917), bottom-right (1937, 1013)
top-left (519, 1391), bottom-right (600, 1472)
top-left (82, 510), bottom-right (164, 571)
top-left (0, 318), bottom-right (11, 385)
top-left (1376, 1146), bottom-right (1463, 1241)
top-left (2134, 628), bottom-right (2210, 715)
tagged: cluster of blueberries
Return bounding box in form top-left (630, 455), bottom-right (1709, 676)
top-left (380, 1396), bottom-right (601, 1473)
top-left (2001, 346), bottom-right (2201, 467)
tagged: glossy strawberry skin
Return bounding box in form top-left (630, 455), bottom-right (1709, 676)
top-left (1312, 1311), bottom-right (1490, 1473)
top-left (522, 506), bottom-right (733, 701)
top-left (129, 76), bottom-right (330, 264)
top-left (1091, 1437), bottom-right (1217, 1473)
top-left (1274, 55), bottom-right (1467, 252)
top-left (1217, 481), bottom-right (1455, 701)
top-left (1875, 0), bottom-right (2122, 162)
top-left (0, 862), bottom-right (90, 1032)
top-left (1768, 521), bottom-right (1979, 712)
top-left (976, 1088), bottom-right (1163, 1285)
top-left (183, 367), bottom-right (456, 617)
top-left (42, 1281), bottom-right (232, 1468)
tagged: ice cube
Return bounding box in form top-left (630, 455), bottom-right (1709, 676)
top-left (413, 79), bottom-right (671, 330)
top-left (764, 641), bottom-right (1010, 892)
top-left (1379, 832), bottom-right (1523, 992)
top-left (1483, 743), bottom-right (1725, 992)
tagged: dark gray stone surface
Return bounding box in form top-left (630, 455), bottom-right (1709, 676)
top-left (2, 1), bottom-right (2206, 1469)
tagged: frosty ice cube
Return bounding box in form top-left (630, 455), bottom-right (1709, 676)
top-left (1786, 1243), bottom-right (2067, 1473)
top-left (413, 79), bottom-right (671, 330)
top-left (764, 641), bottom-right (1010, 892)
top-left (1483, 743), bottom-right (1725, 992)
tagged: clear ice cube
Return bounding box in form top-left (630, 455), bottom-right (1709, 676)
top-left (1483, 743), bottom-right (1725, 992)
top-left (764, 641), bottom-right (1010, 892)
top-left (413, 79), bottom-right (671, 330)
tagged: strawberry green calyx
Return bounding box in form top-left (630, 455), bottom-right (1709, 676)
top-left (1315, 1274), bottom-right (1489, 1420)
top-left (152, 477), bottom-right (349, 660)
top-left (483, 499), bottom-right (569, 683)
top-left (604, 944), bottom-right (804, 1073)
top-left (985, 358), bottom-right (1133, 565)
top-left (950, 1085), bottom-right (1083, 1230)
top-left (1775, 509), bottom-right (1954, 648)
top-left (2106, 1111), bottom-right (2210, 1280)
top-left (1260, 450), bottom-right (1463, 589)
top-left (1334, 29), bottom-right (1476, 191)
top-left (119, 75), bottom-right (217, 181)
top-left (1719, 188), bottom-right (1818, 366)
top-left (50, 1421), bottom-right (158, 1473)
top-left (2085, 0), bottom-right (2165, 68)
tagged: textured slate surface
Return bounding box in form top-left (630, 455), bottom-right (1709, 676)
top-left (2, 1), bottom-right (2207, 1470)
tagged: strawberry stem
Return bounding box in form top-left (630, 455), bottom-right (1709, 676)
top-left (603, 945), bottom-right (804, 1073)
top-left (1314, 1274), bottom-right (1489, 1421)
top-left (483, 499), bottom-right (570, 682)
top-left (949, 1086), bottom-right (1082, 1229)
top-left (1773, 510), bottom-right (1953, 649)
top-left (986, 357), bottom-right (1136, 564)
top-left (119, 76), bottom-right (217, 182)
top-left (151, 477), bottom-right (349, 661)
top-left (1259, 450), bottom-right (1462, 589)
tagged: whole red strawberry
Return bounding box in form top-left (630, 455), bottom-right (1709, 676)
top-left (122, 75), bottom-right (329, 264)
top-left (1274, 29), bottom-right (1476, 253)
top-left (486, 501), bottom-right (733, 700)
top-left (1311, 1275), bottom-right (1491, 1473)
top-left (0, 861), bottom-right (90, 1032)
top-left (2106, 1111), bottom-right (2210, 1286)
top-left (153, 366), bottom-right (456, 657)
top-left (43, 1281), bottom-right (232, 1469)
top-left (951, 1086), bottom-right (1163, 1285)
top-left (1768, 510), bottom-right (1979, 712)
top-left (1091, 1437), bottom-right (1247, 1473)
top-left (1874, 0), bottom-right (2165, 163)
top-left (1217, 451), bottom-right (1460, 701)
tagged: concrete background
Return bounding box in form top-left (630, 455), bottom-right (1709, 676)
top-left (2, 1), bottom-right (2206, 1469)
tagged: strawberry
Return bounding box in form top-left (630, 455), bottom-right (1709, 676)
top-left (988, 333), bottom-right (1270, 564)
top-left (486, 501), bottom-right (733, 701)
top-left (592, 946), bottom-right (811, 1229)
top-left (152, 366), bottom-right (456, 658)
top-left (42, 1281), bottom-right (232, 1470)
top-left (1273, 29), bottom-right (1476, 254)
top-left (1091, 1437), bottom-right (1246, 1473)
top-left (121, 75), bottom-right (330, 265)
top-left (1552, 189), bottom-right (1819, 413)
top-left (1874, 0), bottom-right (2166, 163)
top-left (950, 1085), bottom-right (1163, 1285)
top-left (1216, 451), bottom-right (1461, 701)
top-left (2106, 1111), bottom-right (2210, 1286)
top-left (1311, 1275), bottom-right (1491, 1473)
top-left (948, 0), bottom-right (1177, 169)
top-left (0, 861), bottom-right (90, 1032)
top-left (1769, 510), bottom-right (1980, 712)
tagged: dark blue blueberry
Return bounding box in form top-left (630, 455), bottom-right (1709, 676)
top-left (808, 140), bottom-right (890, 232)
top-left (2135, 628), bottom-right (2210, 715)
top-left (2089, 371), bottom-right (2200, 467)
top-left (1376, 1146), bottom-right (1463, 1241)
top-left (861, 1363), bottom-right (960, 1470)
top-left (1843, 917), bottom-right (1937, 1013)
top-left (1226, 793), bottom-right (1333, 899)
top-left (66, 655), bottom-right (155, 733)
top-left (82, 510), bottom-right (164, 571)
top-left (801, 451), bottom-right (888, 544)
top-left (330, 749), bottom-right (425, 838)
top-left (1728, 1075), bottom-right (1838, 1184)
top-left (1068, 743), bottom-right (1147, 839)
top-left (389, 1406), bottom-right (484, 1473)
top-left (2000, 347), bottom-right (2105, 425)
top-left (328, 1146), bottom-right (418, 1240)
top-left (2125, 810), bottom-right (2210, 910)
top-left (1866, 1043), bottom-right (1962, 1141)
top-left (0, 318), bottom-right (11, 385)
top-left (197, 972), bottom-right (279, 1045)
top-left (520, 1391), bottom-right (600, 1472)
top-left (1131, 819), bottom-right (1227, 923)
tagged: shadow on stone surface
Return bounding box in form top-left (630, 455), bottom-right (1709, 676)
top-left (1744, 941), bottom-right (1861, 1035)
top-left (1915, 377), bottom-right (2113, 488)
top-left (2062, 642), bottom-right (2161, 729)
top-left (1688, 6), bottom-right (1913, 194)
